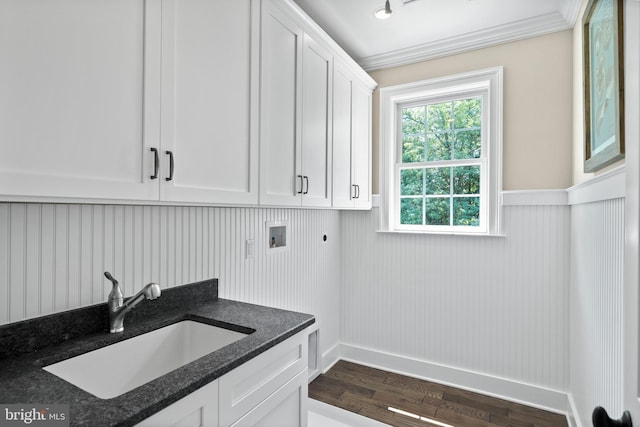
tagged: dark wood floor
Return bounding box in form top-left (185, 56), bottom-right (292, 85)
top-left (309, 360), bottom-right (568, 427)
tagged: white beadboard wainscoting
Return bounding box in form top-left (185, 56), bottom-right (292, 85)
top-left (339, 196), bottom-right (572, 412)
top-left (0, 204), bottom-right (341, 360)
top-left (568, 167), bottom-right (626, 427)
top-left (0, 179), bottom-right (627, 424)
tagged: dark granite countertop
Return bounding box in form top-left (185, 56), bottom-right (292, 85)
top-left (0, 279), bottom-right (315, 426)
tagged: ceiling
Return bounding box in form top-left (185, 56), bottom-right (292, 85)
top-left (291, 0), bottom-right (583, 71)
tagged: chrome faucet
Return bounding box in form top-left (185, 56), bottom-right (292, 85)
top-left (104, 271), bottom-right (161, 333)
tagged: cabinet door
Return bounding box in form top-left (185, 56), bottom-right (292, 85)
top-left (160, 0), bottom-right (259, 204)
top-left (332, 61), bottom-right (354, 208)
top-left (300, 34), bottom-right (332, 208)
top-left (0, 0), bottom-right (160, 201)
top-left (135, 379), bottom-right (219, 427)
top-left (230, 369), bottom-right (308, 427)
top-left (259, 0), bottom-right (303, 206)
top-left (219, 330), bottom-right (307, 426)
top-left (352, 81), bottom-right (372, 209)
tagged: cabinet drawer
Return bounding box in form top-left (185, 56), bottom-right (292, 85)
top-left (219, 331), bottom-right (307, 426)
top-left (230, 368), bottom-right (308, 427)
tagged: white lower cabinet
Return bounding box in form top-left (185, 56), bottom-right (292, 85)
top-left (230, 370), bottom-right (307, 427)
top-left (135, 379), bottom-right (220, 427)
top-left (136, 330), bottom-right (308, 427)
top-left (219, 329), bottom-right (307, 426)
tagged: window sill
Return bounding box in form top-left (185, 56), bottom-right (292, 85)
top-left (372, 196), bottom-right (505, 237)
top-left (375, 229), bottom-right (506, 237)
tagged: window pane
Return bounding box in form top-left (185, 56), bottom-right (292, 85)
top-left (402, 106), bottom-right (425, 135)
top-left (453, 197), bottom-right (480, 226)
top-left (453, 166), bottom-right (480, 194)
top-left (454, 98), bottom-right (481, 129)
top-left (401, 169), bottom-right (423, 196)
top-left (402, 135), bottom-right (425, 163)
top-left (426, 102), bottom-right (453, 132)
top-left (400, 198), bottom-right (423, 225)
top-left (425, 167), bottom-right (450, 195)
top-left (426, 132), bottom-right (452, 161)
top-left (454, 129), bottom-right (481, 159)
top-left (425, 198), bottom-right (449, 226)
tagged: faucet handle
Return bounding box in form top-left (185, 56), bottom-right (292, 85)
top-left (104, 271), bottom-right (118, 286)
top-left (104, 271), bottom-right (124, 301)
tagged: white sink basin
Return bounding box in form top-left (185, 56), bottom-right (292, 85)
top-left (43, 320), bottom-right (248, 399)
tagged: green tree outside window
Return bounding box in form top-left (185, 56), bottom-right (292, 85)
top-left (399, 97), bottom-right (482, 227)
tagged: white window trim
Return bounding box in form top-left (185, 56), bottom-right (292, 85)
top-left (379, 67), bottom-right (503, 235)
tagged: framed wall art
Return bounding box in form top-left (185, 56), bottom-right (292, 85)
top-left (583, 0), bottom-right (625, 172)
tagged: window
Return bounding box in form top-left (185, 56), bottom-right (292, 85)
top-left (399, 97), bottom-right (483, 228)
top-left (379, 68), bottom-right (502, 235)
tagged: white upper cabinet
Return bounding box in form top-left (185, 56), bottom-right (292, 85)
top-left (259, 0), bottom-right (334, 208)
top-left (332, 61), bottom-right (355, 208)
top-left (160, 0), bottom-right (259, 205)
top-left (0, 0), bottom-right (375, 209)
top-left (300, 34), bottom-right (332, 208)
top-left (332, 60), bottom-right (372, 209)
top-left (0, 0), bottom-right (258, 205)
top-left (259, 0), bottom-right (303, 206)
top-left (0, 0), bottom-right (161, 201)
top-left (351, 79), bottom-right (373, 209)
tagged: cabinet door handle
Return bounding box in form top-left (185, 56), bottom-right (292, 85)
top-left (352, 184), bottom-right (357, 199)
top-left (297, 175), bottom-right (303, 194)
top-left (165, 151), bottom-right (174, 182)
top-left (150, 148), bottom-right (159, 180)
top-left (357, 185), bottom-right (360, 199)
top-left (303, 176), bottom-right (309, 195)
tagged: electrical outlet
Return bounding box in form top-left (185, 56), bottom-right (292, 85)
top-left (246, 239), bottom-right (255, 259)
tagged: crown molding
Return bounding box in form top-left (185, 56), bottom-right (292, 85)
top-left (358, 11), bottom-right (573, 72)
top-left (562, 0), bottom-right (584, 25)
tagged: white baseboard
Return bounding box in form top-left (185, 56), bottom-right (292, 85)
top-left (334, 343), bottom-right (570, 414)
top-left (566, 393), bottom-right (583, 427)
top-left (321, 343), bottom-right (342, 374)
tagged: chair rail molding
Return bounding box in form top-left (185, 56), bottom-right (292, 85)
top-left (567, 166), bottom-right (626, 205)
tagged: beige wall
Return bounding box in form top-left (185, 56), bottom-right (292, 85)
top-left (368, 30), bottom-right (574, 192)
top-left (572, 0), bottom-right (624, 185)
